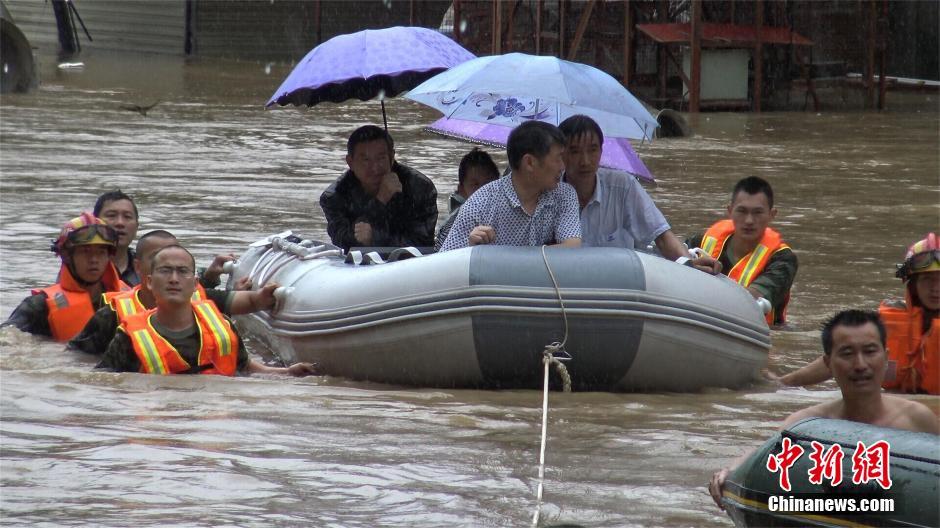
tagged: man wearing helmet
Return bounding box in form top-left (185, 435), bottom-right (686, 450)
top-left (778, 232), bottom-right (940, 394)
top-left (3, 213), bottom-right (130, 341)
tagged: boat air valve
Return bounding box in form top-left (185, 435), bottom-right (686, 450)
top-left (272, 286), bottom-right (293, 314)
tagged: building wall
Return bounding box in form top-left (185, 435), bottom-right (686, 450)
top-left (5, 0), bottom-right (185, 56)
top-left (190, 0), bottom-right (451, 62)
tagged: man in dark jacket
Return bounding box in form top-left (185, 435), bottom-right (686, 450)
top-left (320, 125), bottom-right (437, 251)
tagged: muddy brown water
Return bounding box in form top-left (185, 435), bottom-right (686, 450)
top-left (1, 51), bottom-right (937, 527)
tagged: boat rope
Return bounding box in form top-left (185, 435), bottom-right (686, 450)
top-left (531, 245), bottom-right (573, 527)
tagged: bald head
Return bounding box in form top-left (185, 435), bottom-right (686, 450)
top-left (135, 230), bottom-right (178, 276)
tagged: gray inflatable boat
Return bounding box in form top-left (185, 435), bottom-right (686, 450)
top-left (228, 232), bottom-right (770, 391)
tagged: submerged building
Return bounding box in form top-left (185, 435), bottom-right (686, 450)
top-left (5, 0), bottom-right (937, 112)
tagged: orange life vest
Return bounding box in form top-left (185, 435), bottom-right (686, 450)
top-left (120, 300), bottom-right (238, 376)
top-left (104, 284), bottom-right (208, 322)
top-left (34, 263), bottom-right (130, 342)
top-left (701, 219), bottom-right (791, 325)
top-left (879, 298), bottom-right (939, 394)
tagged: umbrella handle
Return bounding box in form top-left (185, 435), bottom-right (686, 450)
top-left (381, 100), bottom-right (388, 131)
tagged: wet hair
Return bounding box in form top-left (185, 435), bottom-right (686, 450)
top-left (148, 244), bottom-right (196, 272)
top-left (821, 309), bottom-right (886, 355)
top-left (94, 190), bottom-right (139, 219)
top-left (458, 148), bottom-right (500, 186)
top-left (135, 230), bottom-right (177, 261)
top-left (558, 114), bottom-right (604, 146)
top-left (731, 176), bottom-right (774, 209)
top-left (506, 121), bottom-right (566, 170)
top-left (347, 125), bottom-right (394, 158)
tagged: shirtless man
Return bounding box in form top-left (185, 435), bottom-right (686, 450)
top-left (708, 309), bottom-right (939, 510)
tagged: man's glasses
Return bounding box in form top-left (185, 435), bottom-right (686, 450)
top-left (153, 266), bottom-right (195, 278)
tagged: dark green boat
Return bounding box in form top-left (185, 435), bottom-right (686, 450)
top-left (722, 417), bottom-right (940, 527)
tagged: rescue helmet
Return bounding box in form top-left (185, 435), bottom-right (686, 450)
top-left (51, 212), bottom-right (118, 258)
top-left (895, 232), bottom-right (940, 281)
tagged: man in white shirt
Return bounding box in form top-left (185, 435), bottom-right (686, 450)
top-left (558, 115), bottom-right (718, 273)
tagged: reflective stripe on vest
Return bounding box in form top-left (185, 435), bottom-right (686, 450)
top-left (106, 284), bottom-right (207, 322)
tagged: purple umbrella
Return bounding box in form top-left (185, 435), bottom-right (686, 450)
top-left (426, 117), bottom-right (655, 183)
top-left (266, 26), bottom-right (475, 128)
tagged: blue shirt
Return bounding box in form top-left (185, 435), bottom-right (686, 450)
top-left (440, 173), bottom-right (582, 251)
top-left (565, 168), bottom-right (670, 249)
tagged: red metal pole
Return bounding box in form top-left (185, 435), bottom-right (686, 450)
top-left (536, 0), bottom-right (543, 55)
top-left (454, 0), bottom-right (462, 43)
top-left (877, 0), bottom-right (887, 110)
top-left (623, 0), bottom-right (632, 87)
top-left (689, 0), bottom-right (701, 112)
top-left (753, 0), bottom-right (763, 112)
top-left (492, 0), bottom-right (502, 54)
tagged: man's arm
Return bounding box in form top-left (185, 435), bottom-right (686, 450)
top-left (655, 230), bottom-right (721, 274)
top-left (552, 183), bottom-right (582, 247)
top-left (749, 248), bottom-right (798, 307)
top-left (778, 356), bottom-right (833, 387)
top-left (227, 283), bottom-right (277, 315)
top-left (440, 193), bottom-right (484, 251)
top-left (320, 185), bottom-right (360, 250)
top-left (95, 331), bottom-right (141, 372)
top-left (385, 174), bottom-right (438, 248)
top-left (2, 294), bottom-right (52, 337)
top-left (67, 306), bottom-right (119, 355)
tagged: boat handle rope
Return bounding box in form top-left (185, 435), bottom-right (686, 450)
top-left (532, 244), bottom-right (573, 527)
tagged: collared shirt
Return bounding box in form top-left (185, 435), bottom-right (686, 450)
top-left (440, 173), bottom-right (581, 251)
top-left (319, 161), bottom-right (438, 251)
top-left (565, 168), bottom-right (670, 249)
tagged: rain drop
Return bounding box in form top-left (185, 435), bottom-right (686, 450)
top-left (378, 89), bottom-right (386, 101)
top-left (460, 20), bottom-right (468, 33)
top-left (2, 63), bottom-right (7, 74)
top-left (264, 62), bottom-right (272, 75)
top-left (382, 0), bottom-right (391, 9)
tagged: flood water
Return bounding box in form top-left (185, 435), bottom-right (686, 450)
top-left (1, 52), bottom-right (938, 527)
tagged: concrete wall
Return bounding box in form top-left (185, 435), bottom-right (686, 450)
top-left (5, 0), bottom-right (185, 56)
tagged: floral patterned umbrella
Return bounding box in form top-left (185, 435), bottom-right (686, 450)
top-left (405, 53), bottom-right (658, 141)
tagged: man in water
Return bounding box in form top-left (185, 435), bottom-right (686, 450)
top-left (94, 190), bottom-right (140, 285)
top-left (440, 121), bottom-right (581, 250)
top-left (97, 244), bottom-right (315, 377)
top-left (320, 125), bottom-right (438, 251)
top-left (94, 190), bottom-right (233, 288)
top-left (777, 233), bottom-right (939, 394)
top-left (4, 213), bottom-right (129, 341)
top-left (686, 176), bottom-right (797, 326)
top-left (557, 115), bottom-right (719, 273)
top-left (69, 230), bottom-right (277, 355)
top-left (708, 309), bottom-right (939, 510)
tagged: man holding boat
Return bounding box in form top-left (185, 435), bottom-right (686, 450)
top-left (687, 176), bottom-right (797, 327)
top-left (96, 244), bottom-right (316, 377)
top-left (708, 309), bottom-right (939, 510)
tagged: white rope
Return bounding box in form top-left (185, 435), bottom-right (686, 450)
top-left (531, 246), bottom-right (573, 526)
